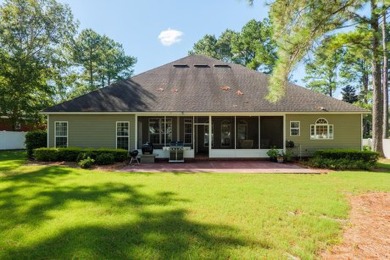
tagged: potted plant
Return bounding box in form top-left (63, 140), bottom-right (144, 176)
top-left (266, 147), bottom-right (279, 162)
top-left (277, 153), bottom-right (284, 163)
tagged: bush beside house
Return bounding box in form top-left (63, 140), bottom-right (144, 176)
top-left (308, 149), bottom-right (379, 170)
top-left (34, 147), bottom-right (127, 165)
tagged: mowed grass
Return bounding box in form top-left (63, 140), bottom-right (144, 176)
top-left (0, 151), bottom-right (389, 259)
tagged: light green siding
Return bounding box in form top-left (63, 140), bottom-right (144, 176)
top-left (49, 114), bottom-right (136, 150)
top-left (285, 114), bottom-right (362, 156)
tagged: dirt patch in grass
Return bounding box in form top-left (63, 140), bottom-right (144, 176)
top-left (321, 192), bottom-right (390, 259)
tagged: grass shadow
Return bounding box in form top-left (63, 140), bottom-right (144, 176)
top-left (3, 209), bottom-right (247, 259)
top-left (0, 160), bottom-right (249, 259)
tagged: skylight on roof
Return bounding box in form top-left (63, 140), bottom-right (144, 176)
top-left (194, 64), bottom-right (210, 68)
top-left (214, 64), bottom-right (231, 68)
top-left (173, 64), bottom-right (189, 68)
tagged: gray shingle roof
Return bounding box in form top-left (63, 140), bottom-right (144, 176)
top-left (44, 55), bottom-right (367, 113)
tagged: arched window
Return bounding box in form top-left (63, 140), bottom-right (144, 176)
top-left (221, 120), bottom-right (231, 147)
top-left (310, 118), bottom-right (334, 139)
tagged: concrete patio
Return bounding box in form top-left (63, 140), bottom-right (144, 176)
top-left (121, 160), bottom-right (326, 174)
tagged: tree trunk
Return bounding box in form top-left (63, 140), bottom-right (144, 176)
top-left (382, 5), bottom-right (389, 138)
top-left (371, 0), bottom-right (385, 156)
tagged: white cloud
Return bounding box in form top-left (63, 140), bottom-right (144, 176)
top-left (158, 28), bottom-right (183, 46)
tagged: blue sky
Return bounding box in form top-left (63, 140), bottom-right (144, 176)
top-left (58, 0), bottom-right (270, 75)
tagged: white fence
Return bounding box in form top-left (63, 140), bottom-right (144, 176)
top-left (0, 131), bottom-right (26, 150)
top-left (363, 138), bottom-right (390, 158)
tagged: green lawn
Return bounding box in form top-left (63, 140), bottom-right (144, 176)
top-left (0, 151), bottom-right (389, 259)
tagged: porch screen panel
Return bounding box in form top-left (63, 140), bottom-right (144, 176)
top-left (260, 116), bottom-right (283, 149)
top-left (236, 117), bottom-right (259, 149)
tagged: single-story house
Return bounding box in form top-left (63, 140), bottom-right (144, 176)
top-left (42, 55), bottom-right (367, 159)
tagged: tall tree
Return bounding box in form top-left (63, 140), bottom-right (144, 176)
top-left (382, 6), bottom-right (389, 138)
top-left (188, 34), bottom-right (221, 59)
top-left (189, 19), bottom-right (277, 73)
top-left (341, 85), bottom-right (359, 103)
top-left (303, 40), bottom-right (344, 97)
top-left (71, 29), bottom-right (136, 95)
top-left (232, 19), bottom-right (277, 73)
top-left (249, 0), bottom-right (386, 156)
top-left (0, 0), bottom-right (77, 130)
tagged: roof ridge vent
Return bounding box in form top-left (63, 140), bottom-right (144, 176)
top-left (214, 64), bottom-right (231, 68)
top-left (173, 64), bottom-right (189, 68)
top-left (194, 64), bottom-right (210, 68)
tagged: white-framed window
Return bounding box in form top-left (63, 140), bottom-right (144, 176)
top-left (148, 118), bottom-right (172, 145)
top-left (290, 121), bottom-right (300, 136)
top-left (221, 120), bottom-right (231, 147)
top-left (310, 118), bottom-right (334, 139)
top-left (55, 121), bottom-right (68, 148)
top-left (116, 121), bottom-right (129, 150)
top-left (184, 118), bottom-right (192, 144)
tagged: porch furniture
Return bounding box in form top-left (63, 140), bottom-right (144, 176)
top-left (239, 139), bottom-right (253, 149)
top-left (141, 154), bottom-right (155, 163)
top-left (129, 150), bottom-right (140, 165)
top-left (142, 142), bottom-right (154, 154)
top-left (169, 141), bottom-right (184, 163)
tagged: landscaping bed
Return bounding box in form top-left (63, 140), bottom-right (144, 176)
top-left (321, 192), bottom-right (390, 259)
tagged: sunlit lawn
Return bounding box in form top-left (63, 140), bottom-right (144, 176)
top-left (0, 151), bottom-right (389, 259)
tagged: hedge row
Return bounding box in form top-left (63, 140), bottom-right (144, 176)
top-left (314, 149), bottom-right (379, 163)
top-left (309, 149), bottom-right (379, 170)
top-left (34, 147), bottom-right (128, 163)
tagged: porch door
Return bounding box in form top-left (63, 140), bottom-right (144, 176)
top-left (195, 124), bottom-right (209, 156)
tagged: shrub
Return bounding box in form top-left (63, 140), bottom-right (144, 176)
top-left (56, 147), bottom-right (83, 162)
top-left (78, 157), bottom-right (95, 169)
top-left (34, 148), bottom-right (59, 162)
top-left (25, 130), bottom-right (47, 159)
top-left (309, 149), bottom-right (379, 170)
top-left (33, 147), bottom-right (128, 163)
top-left (95, 153), bottom-right (115, 165)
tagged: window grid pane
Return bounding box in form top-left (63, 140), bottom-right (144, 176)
top-left (117, 122), bottom-right (129, 137)
top-left (55, 122), bottom-right (67, 148)
top-left (116, 122), bottom-right (129, 150)
top-left (56, 137), bottom-right (67, 148)
top-left (290, 121), bottom-right (300, 136)
top-left (117, 137), bottom-right (129, 150)
top-left (55, 122), bottom-right (67, 136)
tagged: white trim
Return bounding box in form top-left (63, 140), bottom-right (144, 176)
top-left (361, 114), bottom-right (363, 151)
top-left (209, 116), bottom-right (212, 154)
top-left (47, 115), bottom-right (50, 148)
top-left (234, 116), bottom-right (237, 149)
top-left (135, 115), bottom-right (138, 150)
top-left (258, 116), bottom-right (261, 150)
top-left (54, 121), bottom-right (68, 148)
top-left (41, 111), bottom-right (369, 116)
top-left (116, 121), bottom-right (130, 150)
top-left (176, 117), bottom-right (180, 141)
top-left (164, 116), bottom-right (167, 146)
top-left (283, 115), bottom-right (286, 151)
top-left (290, 121), bottom-right (300, 136)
